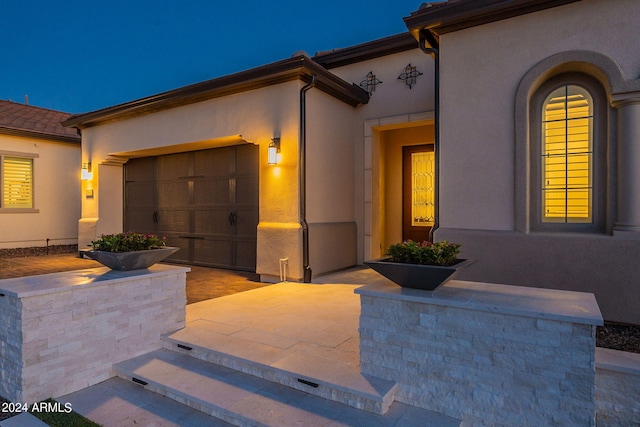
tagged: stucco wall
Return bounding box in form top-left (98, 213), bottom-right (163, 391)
top-left (0, 134), bottom-right (80, 249)
top-left (328, 48), bottom-right (435, 263)
top-left (433, 0), bottom-right (640, 324)
top-left (438, 0), bottom-right (640, 230)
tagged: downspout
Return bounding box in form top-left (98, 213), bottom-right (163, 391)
top-left (419, 31), bottom-right (440, 242)
top-left (300, 74), bottom-right (316, 282)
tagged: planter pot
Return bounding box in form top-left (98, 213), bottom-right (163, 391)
top-left (364, 258), bottom-right (474, 291)
top-left (84, 247), bottom-right (180, 271)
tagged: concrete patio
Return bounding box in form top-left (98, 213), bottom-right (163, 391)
top-left (0, 255), bottom-right (638, 425)
top-left (53, 269), bottom-right (458, 426)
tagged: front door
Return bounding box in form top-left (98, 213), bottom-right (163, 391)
top-left (402, 144), bottom-right (435, 242)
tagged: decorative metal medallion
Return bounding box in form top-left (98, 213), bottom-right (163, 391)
top-left (398, 64), bottom-right (423, 89)
top-left (359, 71), bottom-right (382, 95)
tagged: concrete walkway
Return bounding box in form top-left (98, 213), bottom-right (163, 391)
top-left (56, 272), bottom-right (457, 426)
top-left (0, 253), bottom-right (268, 304)
top-left (2, 254), bottom-right (430, 425)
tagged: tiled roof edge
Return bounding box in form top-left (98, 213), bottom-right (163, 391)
top-left (0, 126), bottom-right (80, 144)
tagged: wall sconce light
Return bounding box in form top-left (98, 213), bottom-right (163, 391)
top-left (268, 138), bottom-right (281, 165)
top-left (81, 162), bottom-right (92, 180)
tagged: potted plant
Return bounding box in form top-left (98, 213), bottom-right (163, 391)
top-left (85, 232), bottom-right (179, 271)
top-left (365, 240), bottom-right (473, 291)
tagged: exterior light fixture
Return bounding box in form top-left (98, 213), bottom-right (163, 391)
top-left (81, 162), bottom-right (92, 180)
top-left (268, 138), bottom-right (281, 165)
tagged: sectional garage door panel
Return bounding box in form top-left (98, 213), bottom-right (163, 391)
top-left (157, 153), bottom-right (190, 179)
top-left (124, 144), bottom-right (259, 271)
top-left (193, 238), bottom-right (233, 267)
top-left (193, 209), bottom-right (234, 235)
top-left (194, 178), bottom-right (231, 205)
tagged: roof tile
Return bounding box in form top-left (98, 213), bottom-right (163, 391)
top-left (0, 100), bottom-right (79, 140)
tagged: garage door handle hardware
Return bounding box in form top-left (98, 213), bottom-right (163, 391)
top-left (179, 235), bottom-right (205, 240)
top-left (229, 211), bottom-right (237, 225)
top-left (152, 211), bottom-right (158, 223)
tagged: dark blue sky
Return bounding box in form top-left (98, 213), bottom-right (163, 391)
top-left (1, 0), bottom-right (428, 114)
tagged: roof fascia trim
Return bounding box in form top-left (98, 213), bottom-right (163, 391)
top-left (63, 57), bottom-right (369, 129)
top-left (313, 33), bottom-right (418, 69)
top-left (404, 0), bottom-right (581, 42)
top-left (0, 127), bottom-right (81, 144)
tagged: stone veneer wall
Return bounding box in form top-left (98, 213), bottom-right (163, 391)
top-left (357, 280), bottom-right (602, 426)
top-left (0, 265), bottom-right (188, 403)
top-left (595, 347), bottom-right (640, 425)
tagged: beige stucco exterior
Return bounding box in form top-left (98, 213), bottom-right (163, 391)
top-left (328, 48), bottom-right (435, 262)
top-left (437, 0), bottom-right (640, 230)
top-left (417, 0), bottom-right (640, 323)
top-left (0, 133), bottom-right (80, 249)
top-left (76, 46), bottom-right (434, 281)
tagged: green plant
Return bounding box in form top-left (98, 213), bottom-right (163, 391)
top-left (385, 240), bottom-right (461, 266)
top-left (90, 232), bottom-right (166, 252)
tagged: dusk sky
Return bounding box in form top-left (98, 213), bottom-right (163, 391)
top-left (1, 1), bottom-right (430, 114)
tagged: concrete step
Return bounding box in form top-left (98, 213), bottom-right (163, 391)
top-left (163, 326), bottom-right (396, 414)
top-left (113, 349), bottom-right (460, 427)
top-left (59, 376), bottom-right (233, 427)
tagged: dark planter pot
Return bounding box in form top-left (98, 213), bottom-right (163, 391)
top-left (364, 258), bottom-right (474, 291)
top-left (84, 247), bottom-right (180, 271)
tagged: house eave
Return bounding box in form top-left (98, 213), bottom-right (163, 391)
top-left (404, 0), bottom-right (582, 45)
top-left (0, 126), bottom-right (80, 144)
top-left (62, 56), bottom-right (369, 130)
top-left (313, 33), bottom-right (418, 69)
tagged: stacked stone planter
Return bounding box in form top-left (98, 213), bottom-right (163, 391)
top-left (356, 279), bottom-right (603, 426)
top-left (0, 264), bottom-right (188, 403)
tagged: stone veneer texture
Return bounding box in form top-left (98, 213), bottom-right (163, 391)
top-left (358, 282), bottom-right (600, 426)
top-left (595, 348), bottom-right (640, 425)
top-left (0, 266), bottom-right (187, 403)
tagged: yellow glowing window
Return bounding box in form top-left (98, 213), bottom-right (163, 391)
top-left (541, 85), bottom-right (592, 223)
top-left (3, 157), bottom-right (33, 208)
top-left (411, 150), bottom-right (435, 226)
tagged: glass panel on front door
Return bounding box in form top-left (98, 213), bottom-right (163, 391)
top-left (411, 150), bottom-right (435, 227)
top-left (403, 145), bottom-right (435, 242)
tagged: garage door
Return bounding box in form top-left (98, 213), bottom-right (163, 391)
top-left (124, 144), bottom-right (259, 271)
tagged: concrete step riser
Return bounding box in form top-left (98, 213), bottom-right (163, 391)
top-left (162, 336), bottom-right (394, 414)
top-left (111, 368), bottom-right (261, 427)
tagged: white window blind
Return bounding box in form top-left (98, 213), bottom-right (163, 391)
top-left (541, 85), bottom-right (593, 223)
top-left (3, 156), bottom-right (34, 208)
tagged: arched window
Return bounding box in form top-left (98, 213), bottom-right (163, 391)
top-left (530, 74), bottom-right (606, 232)
top-left (541, 84), bottom-right (592, 223)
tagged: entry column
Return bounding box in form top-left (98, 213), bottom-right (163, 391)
top-left (613, 94), bottom-right (640, 237)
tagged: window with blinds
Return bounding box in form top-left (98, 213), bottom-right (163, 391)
top-left (2, 156), bottom-right (34, 208)
top-left (541, 85), bottom-right (593, 223)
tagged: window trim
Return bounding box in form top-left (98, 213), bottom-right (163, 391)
top-left (0, 150), bottom-right (39, 213)
top-left (529, 73), bottom-right (607, 233)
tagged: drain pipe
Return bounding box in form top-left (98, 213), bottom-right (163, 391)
top-left (419, 31), bottom-right (440, 243)
top-left (300, 74), bottom-right (316, 282)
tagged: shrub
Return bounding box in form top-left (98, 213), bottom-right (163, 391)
top-left (385, 240), bottom-right (461, 266)
top-left (90, 232), bottom-right (166, 252)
